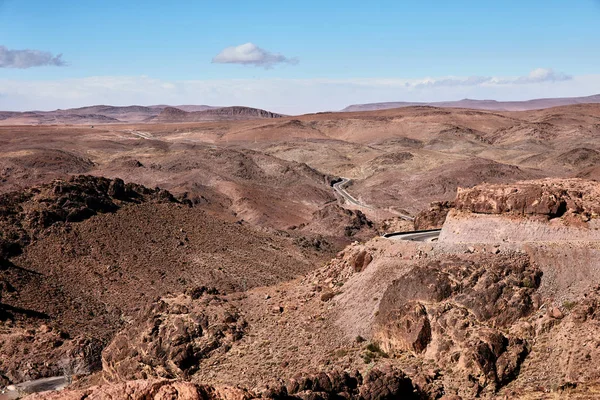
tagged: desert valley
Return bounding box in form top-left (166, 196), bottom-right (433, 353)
top-left (0, 97), bottom-right (599, 399)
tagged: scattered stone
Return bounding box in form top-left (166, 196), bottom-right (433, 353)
top-left (320, 292), bottom-right (335, 302)
top-left (271, 306), bottom-right (284, 314)
top-left (550, 307), bottom-right (564, 319)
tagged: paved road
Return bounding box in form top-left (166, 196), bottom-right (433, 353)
top-left (332, 178), bottom-right (414, 221)
top-left (332, 177), bottom-right (439, 240)
top-left (1, 376), bottom-right (68, 399)
top-left (126, 130), bottom-right (154, 140)
top-left (332, 178), bottom-right (366, 208)
top-left (382, 229), bottom-right (441, 242)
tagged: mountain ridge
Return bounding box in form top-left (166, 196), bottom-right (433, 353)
top-left (0, 104), bottom-right (281, 125)
top-left (342, 93), bottom-right (600, 112)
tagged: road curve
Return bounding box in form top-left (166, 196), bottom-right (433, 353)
top-left (332, 177), bottom-right (414, 221)
top-left (1, 376), bottom-right (68, 399)
top-left (331, 177), bottom-right (436, 240)
top-left (332, 178), bottom-right (366, 208)
top-left (382, 229), bottom-right (441, 242)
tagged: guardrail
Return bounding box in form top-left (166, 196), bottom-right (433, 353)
top-left (381, 228), bottom-right (442, 238)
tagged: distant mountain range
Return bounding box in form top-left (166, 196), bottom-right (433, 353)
top-left (2, 94), bottom-right (600, 125)
top-left (0, 104), bottom-right (281, 125)
top-left (341, 94), bottom-right (600, 112)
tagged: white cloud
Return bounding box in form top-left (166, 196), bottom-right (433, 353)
top-left (513, 68), bottom-right (572, 83)
top-left (411, 68), bottom-right (571, 88)
top-left (0, 70), bottom-right (597, 115)
top-left (212, 43), bottom-right (298, 68)
top-left (0, 45), bottom-right (66, 68)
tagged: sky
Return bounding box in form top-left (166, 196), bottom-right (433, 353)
top-left (0, 0), bottom-right (599, 114)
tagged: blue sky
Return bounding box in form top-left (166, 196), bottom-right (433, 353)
top-left (0, 0), bottom-right (599, 113)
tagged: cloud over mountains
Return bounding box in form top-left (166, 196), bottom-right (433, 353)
top-left (0, 69), bottom-right (595, 115)
top-left (411, 68), bottom-right (572, 89)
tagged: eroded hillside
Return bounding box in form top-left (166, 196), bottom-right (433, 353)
top-left (2, 105), bottom-right (600, 399)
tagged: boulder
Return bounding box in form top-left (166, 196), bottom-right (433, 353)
top-left (414, 201), bottom-right (454, 230)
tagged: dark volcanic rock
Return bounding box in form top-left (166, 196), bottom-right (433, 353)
top-left (0, 175), bottom-right (178, 261)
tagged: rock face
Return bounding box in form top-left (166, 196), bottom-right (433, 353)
top-left (440, 179), bottom-right (600, 243)
top-left (454, 179), bottom-right (600, 218)
top-left (26, 367), bottom-right (420, 400)
top-left (102, 290), bottom-right (246, 381)
top-left (513, 286), bottom-right (600, 393)
top-left (413, 201), bottom-right (454, 230)
top-left (375, 253), bottom-right (541, 397)
top-left (24, 380), bottom-right (253, 400)
top-left (300, 204), bottom-right (376, 241)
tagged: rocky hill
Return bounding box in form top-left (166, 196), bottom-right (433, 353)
top-left (2, 103), bottom-right (600, 398)
top-left (0, 105), bottom-right (276, 125)
top-left (0, 176), bottom-right (332, 386)
top-left (153, 106), bottom-right (283, 123)
top-left (54, 179), bottom-right (600, 399)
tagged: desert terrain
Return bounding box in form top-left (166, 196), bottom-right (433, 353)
top-left (2, 102), bottom-right (600, 399)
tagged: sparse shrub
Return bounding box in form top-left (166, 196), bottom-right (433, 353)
top-left (563, 300), bottom-right (577, 311)
top-left (334, 349), bottom-right (349, 358)
top-left (365, 342), bottom-right (381, 353)
top-left (521, 277), bottom-right (534, 288)
top-left (361, 341), bottom-right (388, 364)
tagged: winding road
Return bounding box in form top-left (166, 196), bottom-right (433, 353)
top-left (1, 376), bottom-right (68, 399)
top-left (332, 178), bottom-right (365, 208)
top-left (332, 177), bottom-right (441, 242)
top-left (382, 229), bottom-right (441, 242)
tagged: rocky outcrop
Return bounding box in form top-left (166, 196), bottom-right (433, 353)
top-left (454, 179), bottom-right (600, 218)
top-left (102, 290), bottom-right (246, 381)
top-left (268, 367), bottom-right (417, 399)
top-left (440, 179), bottom-right (600, 243)
top-left (0, 325), bottom-right (102, 384)
top-left (26, 367), bottom-right (420, 399)
top-left (0, 176), bottom-right (181, 384)
top-left (0, 175), bottom-right (179, 260)
top-left (300, 204), bottom-right (375, 240)
top-left (24, 380), bottom-right (253, 400)
top-left (155, 107), bottom-right (283, 123)
top-left (414, 201), bottom-right (454, 230)
top-left (375, 253), bottom-right (541, 397)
